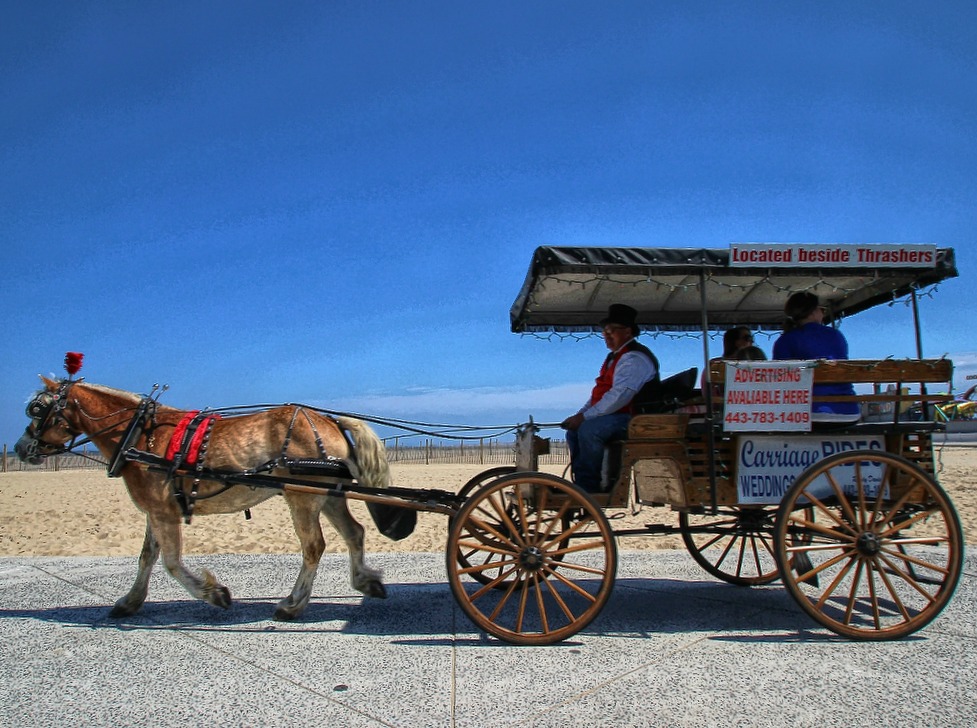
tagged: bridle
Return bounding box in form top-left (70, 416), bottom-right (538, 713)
top-left (21, 379), bottom-right (86, 458)
top-left (21, 378), bottom-right (166, 475)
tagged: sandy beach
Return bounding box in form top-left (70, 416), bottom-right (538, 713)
top-left (1, 450), bottom-right (974, 557)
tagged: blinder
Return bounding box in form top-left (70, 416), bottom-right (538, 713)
top-left (26, 394), bottom-right (52, 421)
top-left (23, 379), bottom-right (80, 448)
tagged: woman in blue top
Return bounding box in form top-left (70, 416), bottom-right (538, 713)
top-left (772, 292), bottom-right (860, 419)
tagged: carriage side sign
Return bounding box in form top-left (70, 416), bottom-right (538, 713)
top-left (736, 435), bottom-right (886, 505)
top-left (723, 361), bottom-right (813, 432)
top-left (729, 243), bottom-right (937, 267)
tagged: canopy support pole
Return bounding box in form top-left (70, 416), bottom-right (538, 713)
top-left (911, 287), bottom-right (924, 359)
top-left (699, 269), bottom-right (718, 514)
top-left (910, 287), bottom-right (933, 417)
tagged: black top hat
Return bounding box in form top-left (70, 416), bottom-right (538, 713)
top-left (600, 303), bottom-right (639, 329)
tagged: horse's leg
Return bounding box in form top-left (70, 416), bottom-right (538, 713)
top-left (109, 517), bottom-right (159, 617)
top-left (274, 494), bottom-right (327, 621)
top-left (320, 497), bottom-right (386, 600)
top-left (151, 515), bottom-right (232, 610)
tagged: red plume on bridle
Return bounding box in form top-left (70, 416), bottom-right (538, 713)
top-left (64, 352), bottom-right (84, 378)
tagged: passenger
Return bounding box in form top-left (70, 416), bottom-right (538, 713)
top-left (560, 304), bottom-right (659, 492)
top-left (772, 292), bottom-right (859, 420)
top-left (703, 327), bottom-right (763, 391)
top-left (733, 344), bottom-right (767, 361)
top-left (722, 327), bottom-right (754, 358)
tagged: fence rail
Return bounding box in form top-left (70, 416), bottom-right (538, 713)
top-left (1, 440), bottom-right (571, 473)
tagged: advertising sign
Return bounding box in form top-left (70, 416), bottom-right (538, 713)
top-left (729, 243), bottom-right (937, 268)
top-left (736, 435), bottom-right (886, 505)
top-left (723, 361), bottom-right (813, 432)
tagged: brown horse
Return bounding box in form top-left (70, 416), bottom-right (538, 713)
top-left (14, 376), bottom-right (390, 620)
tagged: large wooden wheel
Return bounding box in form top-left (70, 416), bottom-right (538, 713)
top-left (446, 472), bottom-right (617, 645)
top-left (680, 505), bottom-right (799, 586)
top-left (774, 450), bottom-right (964, 640)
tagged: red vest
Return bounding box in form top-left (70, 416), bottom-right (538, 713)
top-left (591, 343), bottom-right (643, 415)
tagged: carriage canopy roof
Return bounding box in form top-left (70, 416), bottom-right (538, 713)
top-left (510, 244), bottom-right (958, 333)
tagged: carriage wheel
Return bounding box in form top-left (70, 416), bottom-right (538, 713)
top-left (679, 505), bottom-right (808, 586)
top-left (453, 466), bottom-right (520, 587)
top-left (457, 466), bottom-right (517, 500)
top-left (774, 450), bottom-right (964, 640)
top-left (446, 472), bottom-right (617, 645)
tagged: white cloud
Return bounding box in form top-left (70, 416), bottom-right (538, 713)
top-left (950, 352), bottom-right (977, 391)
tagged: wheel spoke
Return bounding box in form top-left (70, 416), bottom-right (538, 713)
top-left (543, 563), bottom-right (602, 602)
top-left (488, 492), bottom-right (529, 549)
top-left (514, 573), bottom-right (531, 631)
top-left (880, 543), bottom-right (952, 575)
top-left (801, 544), bottom-right (857, 588)
top-left (485, 573), bottom-right (524, 620)
top-left (541, 571), bottom-right (579, 621)
top-left (873, 561), bottom-right (913, 622)
top-left (787, 509), bottom-right (858, 544)
top-left (823, 469), bottom-right (861, 528)
top-left (747, 534), bottom-right (766, 576)
top-left (875, 553), bottom-right (929, 613)
top-left (541, 558), bottom-right (607, 577)
top-left (532, 573), bottom-right (550, 634)
top-left (796, 487), bottom-right (856, 536)
top-left (457, 556), bottom-right (519, 577)
top-left (877, 507), bottom-right (939, 539)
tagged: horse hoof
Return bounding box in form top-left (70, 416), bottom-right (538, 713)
top-left (108, 604), bottom-right (136, 619)
top-left (212, 585), bottom-right (232, 610)
top-left (363, 581), bottom-right (387, 599)
top-left (273, 608), bottom-right (299, 622)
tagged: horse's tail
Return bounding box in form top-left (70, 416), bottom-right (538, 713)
top-left (336, 416), bottom-right (391, 489)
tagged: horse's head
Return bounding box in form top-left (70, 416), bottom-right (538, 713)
top-left (15, 376), bottom-right (82, 464)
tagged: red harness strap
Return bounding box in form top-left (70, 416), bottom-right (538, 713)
top-left (165, 411), bottom-right (221, 466)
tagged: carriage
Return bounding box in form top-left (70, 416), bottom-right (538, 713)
top-left (16, 243), bottom-right (965, 646)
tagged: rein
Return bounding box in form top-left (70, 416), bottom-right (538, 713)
top-left (153, 402), bottom-right (524, 442)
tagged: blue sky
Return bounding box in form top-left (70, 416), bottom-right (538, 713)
top-left (2, 1), bottom-right (976, 446)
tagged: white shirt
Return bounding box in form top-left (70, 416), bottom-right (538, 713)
top-left (581, 339), bottom-right (658, 419)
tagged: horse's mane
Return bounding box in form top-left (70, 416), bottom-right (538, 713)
top-left (70, 381), bottom-right (180, 413)
top-left (80, 382), bottom-right (143, 401)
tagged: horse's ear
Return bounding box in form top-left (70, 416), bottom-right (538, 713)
top-left (39, 374), bottom-right (58, 389)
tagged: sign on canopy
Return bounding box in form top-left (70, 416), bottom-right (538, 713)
top-left (730, 243), bottom-right (937, 268)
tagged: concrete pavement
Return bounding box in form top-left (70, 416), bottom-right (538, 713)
top-left (1, 549), bottom-right (974, 727)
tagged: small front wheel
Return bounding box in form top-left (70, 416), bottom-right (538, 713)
top-left (775, 450), bottom-right (964, 640)
top-left (680, 506), bottom-right (785, 586)
top-left (446, 472), bottom-right (617, 645)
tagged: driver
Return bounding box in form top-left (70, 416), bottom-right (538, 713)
top-left (561, 304), bottom-right (659, 492)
